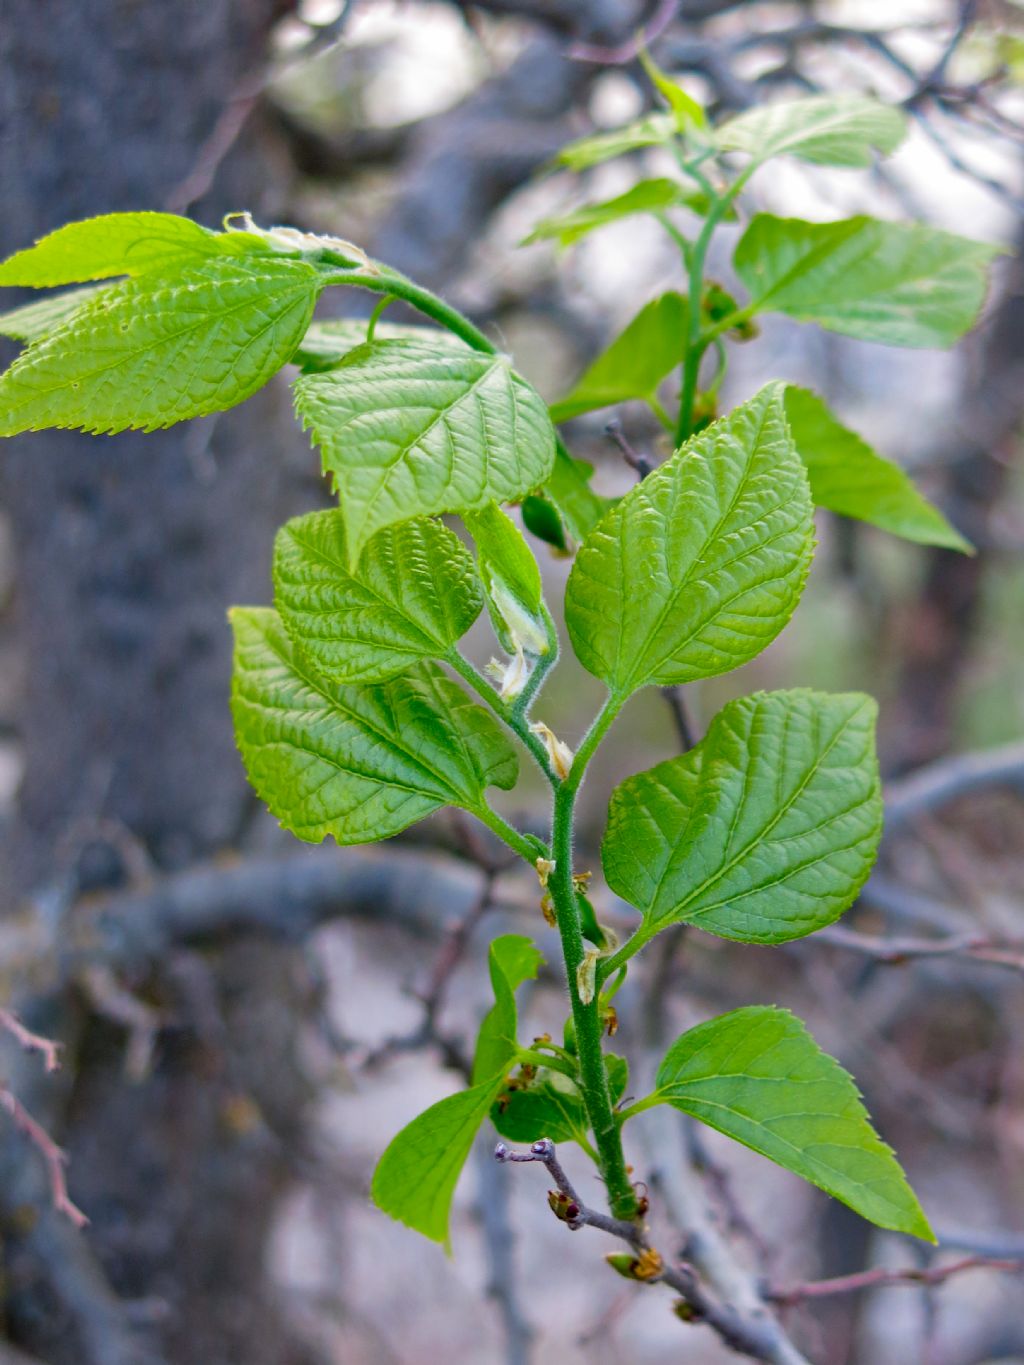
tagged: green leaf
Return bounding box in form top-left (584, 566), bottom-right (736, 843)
top-left (472, 934), bottom-right (544, 1085)
top-left (553, 113), bottom-right (676, 172)
top-left (543, 448), bottom-right (611, 545)
top-left (521, 492), bottom-right (570, 551)
top-left (293, 317), bottom-right (467, 372)
top-left (654, 1006), bottom-right (934, 1240)
top-left (549, 292), bottom-right (688, 423)
top-left (294, 340), bottom-right (556, 567)
top-left (229, 607), bottom-right (517, 844)
top-left (716, 95), bottom-right (906, 168)
top-left (273, 511), bottom-right (483, 683)
top-left (0, 256), bottom-right (322, 436)
top-left (0, 211), bottom-right (264, 287)
top-left (734, 214), bottom-right (999, 348)
top-left (462, 503), bottom-right (545, 655)
top-left (785, 386), bottom-right (973, 552)
top-left (0, 285), bottom-right (110, 343)
top-left (565, 384), bottom-right (814, 697)
top-left (372, 1078), bottom-right (504, 1247)
top-left (603, 689), bottom-right (882, 946)
top-left (639, 50), bottom-right (707, 131)
top-left (493, 1055), bottom-right (628, 1147)
top-left (524, 180), bottom-right (701, 249)
top-left (374, 932), bottom-right (542, 1247)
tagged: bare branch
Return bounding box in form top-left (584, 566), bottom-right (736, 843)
top-left (0, 1009), bottom-right (61, 1073)
top-left (768, 1254), bottom-right (1024, 1307)
top-left (0, 1086), bottom-right (87, 1229)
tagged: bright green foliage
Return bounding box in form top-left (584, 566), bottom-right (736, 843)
top-left (8, 76), bottom-right (993, 1271)
top-left (639, 50), bottom-right (707, 131)
top-left (525, 180), bottom-right (706, 248)
top-left (0, 256), bottom-right (321, 435)
top-left (493, 1055), bottom-right (628, 1147)
top-left (229, 607), bottom-right (517, 844)
top-left (716, 94), bottom-right (907, 167)
top-left (294, 340), bottom-right (556, 566)
top-left (653, 1007), bottom-right (934, 1240)
top-left (785, 386), bottom-right (973, 551)
top-left (0, 285), bottom-right (109, 342)
top-left (735, 215), bottom-right (999, 347)
top-left (549, 293), bottom-right (688, 423)
top-left (273, 511), bottom-right (483, 683)
top-left (542, 449), bottom-right (611, 544)
top-left (371, 1079), bottom-right (504, 1247)
top-left (472, 935), bottom-right (544, 1085)
top-left (373, 933), bottom-right (540, 1245)
top-left (603, 689), bottom-right (882, 946)
top-left (293, 317), bottom-right (466, 371)
top-left (565, 385), bottom-right (814, 696)
top-left (0, 211), bottom-right (265, 287)
top-left (553, 113), bottom-right (676, 171)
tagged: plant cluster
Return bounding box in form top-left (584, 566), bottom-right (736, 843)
top-left (0, 75), bottom-right (1000, 1303)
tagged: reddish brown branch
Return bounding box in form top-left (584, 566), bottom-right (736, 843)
top-left (0, 1008), bottom-right (61, 1073)
top-left (0, 1085), bottom-right (88, 1229)
top-left (768, 1254), bottom-right (1024, 1307)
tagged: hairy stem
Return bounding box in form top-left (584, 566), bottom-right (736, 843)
top-left (474, 803), bottom-right (546, 864)
top-left (446, 649), bottom-right (559, 784)
top-left (546, 695), bottom-right (638, 1220)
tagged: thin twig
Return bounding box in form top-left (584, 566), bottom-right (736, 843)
top-left (496, 1139), bottom-right (810, 1362)
top-left (0, 1008), bottom-right (61, 1073)
top-left (0, 1085), bottom-right (88, 1228)
top-left (809, 924), bottom-right (1024, 975)
top-left (767, 1254), bottom-right (1024, 1307)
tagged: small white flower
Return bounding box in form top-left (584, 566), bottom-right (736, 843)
top-left (529, 720), bottom-right (574, 780)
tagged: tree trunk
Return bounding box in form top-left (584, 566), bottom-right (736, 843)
top-left (0, 6), bottom-right (322, 1362)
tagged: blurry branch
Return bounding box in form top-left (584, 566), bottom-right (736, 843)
top-left (767, 1253), bottom-right (1024, 1307)
top-left (0, 1008), bottom-right (61, 1072)
top-left (811, 923), bottom-right (1024, 975)
top-left (495, 1137), bottom-right (811, 1364)
top-left (883, 738), bottom-right (1024, 834)
top-left (0, 1086), bottom-right (87, 1230)
top-left (476, 1144), bottom-right (535, 1365)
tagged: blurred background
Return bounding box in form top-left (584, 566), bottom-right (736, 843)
top-left (1, 2), bottom-right (1023, 1362)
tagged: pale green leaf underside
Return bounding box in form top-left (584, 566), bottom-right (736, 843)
top-left (655, 1006), bottom-right (934, 1240)
top-left (785, 387), bottom-right (972, 552)
top-left (716, 95), bottom-right (907, 168)
top-left (565, 384), bottom-right (814, 696)
top-left (554, 113), bottom-right (676, 171)
top-left (0, 256), bottom-right (321, 436)
top-left (294, 339), bottom-right (556, 567)
top-left (0, 284), bottom-right (110, 342)
top-left (472, 934), bottom-right (543, 1086)
top-left (603, 689), bottom-right (882, 945)
top-left (524, 179), bottom-right (704, 248)
top-left (735, 214), bottom-right (998, 348)
top-left (0, 211), bottom-right (268, 287)
top-left (230, 607), bottom-right (517, 844)
top-left (293, 317), bottom-right (467, 372)
top-left (549, 292), bottom-right (688, 423)
top-left (372, 1079), bottom-right (503, 1247)
top-left (273, 511), bottom-right (483, 683)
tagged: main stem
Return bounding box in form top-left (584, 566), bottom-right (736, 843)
top-left (549, 696), bottom-right (637, 1222)
top-left (324, 254), bottom-right (638, 1219)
